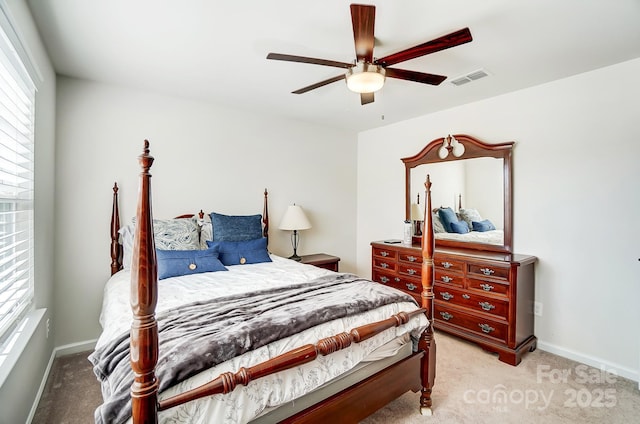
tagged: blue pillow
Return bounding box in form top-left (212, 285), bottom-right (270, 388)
top-left (450, 220), bottom-right (470, 234)
top-left (472, 219), bottom-right (496, 232)
top-left (210, 212), bottom-right (263, 242)
top-left (206, 237), bottom-right (272, 266)
top-left (438, 207), bottom-right (459, 233)
top-left (156, 247), bottom-right (227, 279)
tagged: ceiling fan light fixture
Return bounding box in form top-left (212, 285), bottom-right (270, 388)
top-left (345, 61), bottom-right (386, 93)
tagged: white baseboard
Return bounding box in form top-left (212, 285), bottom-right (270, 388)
top-left (26, 339), bottom-right (97, 424)
top-left (538, 340), bottom-right (639, 384)
top-left (54, 339), bottom-right (97, 357)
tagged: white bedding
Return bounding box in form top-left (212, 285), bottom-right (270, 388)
top-left (96, 254), bottom-right (428, 424)
top-left (435, 229), bottom-right (503, 245)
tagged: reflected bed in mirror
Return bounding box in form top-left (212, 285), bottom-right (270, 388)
top-left (402, 134), bottom-right (514, 253)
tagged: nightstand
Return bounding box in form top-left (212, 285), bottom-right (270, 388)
top-left (300, 253), bottom-right (340, 272)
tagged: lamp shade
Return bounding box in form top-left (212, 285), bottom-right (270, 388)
top-left (411, 202), bottom-right (424, 221)
top-left (279, 205), bottom-right (312, 231)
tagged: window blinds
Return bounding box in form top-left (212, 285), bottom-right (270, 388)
top-left (0, 21), bottom-right (35, 345)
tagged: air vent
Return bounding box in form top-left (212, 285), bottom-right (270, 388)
top-left (450, 69), bottom-right (489, 86)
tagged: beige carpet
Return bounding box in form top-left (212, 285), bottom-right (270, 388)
top-left (33, 331), bottom-right (639, 423)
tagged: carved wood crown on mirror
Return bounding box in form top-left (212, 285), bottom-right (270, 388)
top-left (402, 134), bottom-right (514, 254)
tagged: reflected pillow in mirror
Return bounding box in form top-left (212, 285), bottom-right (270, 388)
top-left (432, 212), bottom-right (446, 233)
top-left (472, 219), bottom-right (496, 232)
top-left (438, 207), bottom-right (459, 233)
top-left (450, 221), bottom-right (470, 234)
top-left (459, 208), bottom-right (483, 229)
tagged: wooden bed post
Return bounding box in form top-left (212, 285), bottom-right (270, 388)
top-left (263, 188), bottom-right (269, 243)
top-left (419, 174), bottom-right (436, 416)
top-left (111, 183), bottom-right (121, 275)
top-left (130, 140), bottom-right (159, 424)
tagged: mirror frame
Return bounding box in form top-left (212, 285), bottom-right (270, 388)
top-left (402, 134), bottom-right (514, 253)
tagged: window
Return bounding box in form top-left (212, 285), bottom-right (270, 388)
top-left (0, 15), bottom-right (35, 348)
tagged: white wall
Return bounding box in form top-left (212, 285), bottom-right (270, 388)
top-left (0, 0), bottom-right (56, 422)
top-left (357, 58), bottom-right (640, 380)
top-left (54, 77), bottom-right (357, 346)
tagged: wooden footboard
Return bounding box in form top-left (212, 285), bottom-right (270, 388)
top-left (115, 141), bottom-right (436, 423)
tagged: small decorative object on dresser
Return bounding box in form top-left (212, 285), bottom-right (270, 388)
top-left (300, 253), bottom-right (341, 272)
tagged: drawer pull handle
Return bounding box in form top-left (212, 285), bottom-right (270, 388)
top-left (479, 301), bottom-right (495, 311)
top-left (440, 312), bottom-right (454, 321)
top-left (462, 294), bottom-right (470, 299)
top-left (406, 283), bottom-right (417, 291)
top-left (440, 292), bottom-right (454, 301)
top-left (394, 277), bottom-right (401, 282)
top-left (442, 261), bottom-right (452, 269)
top-left (479, 323), bottom-right (495, 334)
top-left (480, 283), bottom-right (494, 291)
top-left (407, 269), bottom-right (417, 275)
top-left (380, 262), bottom-right (389, 268)
top-left (407, 256), bottom-right (417, 262)
top-left (380, 251), bottom-right (389, 257)
top-left (480, 267), bottom-right (495, 276)
top-left (441, 275), bottom-right (454, 283)
top-left (380, 276), bottom-right (389, 283)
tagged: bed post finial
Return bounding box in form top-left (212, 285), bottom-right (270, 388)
top-left (130, 140), bottom-right (159, 423)
top-left (110, 182), bottom-right (121, 275)
top-left (263, 188), bottom-right (269, 244)
top-left (419, 173), bottom-right (436, 416)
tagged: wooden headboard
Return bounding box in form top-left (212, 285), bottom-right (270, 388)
top-left (109, 183), bottom-right (270, 275)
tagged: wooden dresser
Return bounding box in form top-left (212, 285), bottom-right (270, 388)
top-left (371, 241), bottom-right (537, 365)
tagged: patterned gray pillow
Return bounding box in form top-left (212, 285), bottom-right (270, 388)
top-left (432, 212), bottom-right (446, 234)
top-left (458, 208), bottom-right (483, 230)
top-left (120, 218), bottom-right (200, 270)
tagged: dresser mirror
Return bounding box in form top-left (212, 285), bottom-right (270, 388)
top-left (402, 134), bottom-right (514, 253)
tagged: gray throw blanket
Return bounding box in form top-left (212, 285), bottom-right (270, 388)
top-left (89, 273), bottom-right (416, 424)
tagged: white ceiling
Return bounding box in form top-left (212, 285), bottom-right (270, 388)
top-left (26, 0), bottom-right (640, 132)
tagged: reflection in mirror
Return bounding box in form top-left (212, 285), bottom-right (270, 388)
top-left (403, 134), bottom-right (514, 253)
top-left (411, 157), bottom-right (504, 246)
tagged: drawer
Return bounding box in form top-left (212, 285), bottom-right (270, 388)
top-left (434, 269), bottom-right (464, 287)
top-left (468, 263), bottom-right (510, 281)
top-left (433, 257), bottom-right (464, 273)
top-left (467, 277), bottom-right (509, 297)
top-left (398, 262), bottom-right (421, 278)
top-left (386, 276), bottom-right (423, 296)
top-left (373, 270), bottom-right (422, 297)
top-left (434, 303), bottom-right (508, 343)
top-left (372, 269), bottom-right (400, 286)
top-left (372, 246), bottom-right (398, 260)
top-left (373, 257), bottom-right (397, 272)
top-left (434, 285), bottom-right (508, 319)
top-left (398, 252), bottom-right (422, 264)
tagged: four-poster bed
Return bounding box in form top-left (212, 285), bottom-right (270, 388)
top-left (94, 141), bottom-right (437, 423)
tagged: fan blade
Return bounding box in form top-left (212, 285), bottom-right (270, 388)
top-left (292, 74), bottom-right (345, 94)
top-left (350, 4), bottom-right (375, 62)
top-left (375, 28), bottom-right (472, 67)
top-left (360, 92), bottom-right (374, 105)
top-left (385, 68), bottom-right (447, 85)
top-left (267, 53), bottom-right (352, 69)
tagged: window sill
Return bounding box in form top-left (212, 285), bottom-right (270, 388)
top-left (0, 308), bottom-right (46, 389)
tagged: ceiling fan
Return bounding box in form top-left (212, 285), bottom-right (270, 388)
top-left (266, 4), bottom-right (473, 105)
